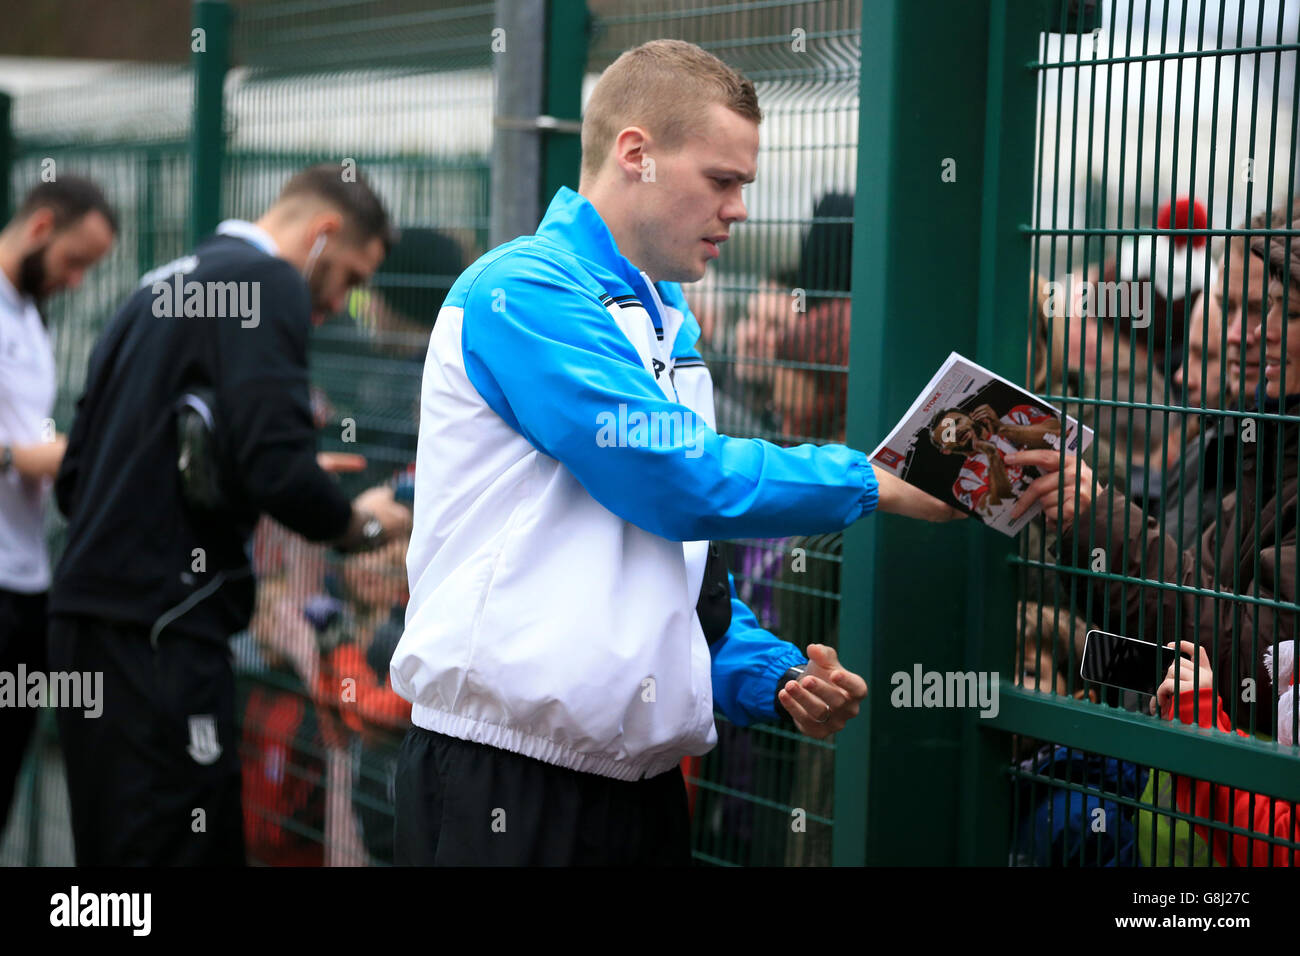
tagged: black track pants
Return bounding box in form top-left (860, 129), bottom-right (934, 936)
top-left (394, 725), bottom-right (691, 866)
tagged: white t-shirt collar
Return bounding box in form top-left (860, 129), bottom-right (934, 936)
top-left (216, 219), bottom-right (280, 257)
top-left (0, 264), bottom-right (31, 313)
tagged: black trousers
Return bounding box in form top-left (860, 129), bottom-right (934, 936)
top-left (47, 614), bottom-right (245, 866)
top-left (394, 726), bottom-right (691, 866)
top-left (0, 587), bottom-right (48, 831)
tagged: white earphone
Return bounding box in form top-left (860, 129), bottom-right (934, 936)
top-left (304, 232), bottom-right (329, 279)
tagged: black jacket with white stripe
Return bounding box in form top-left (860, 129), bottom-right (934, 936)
top-left (50, 231), bottom-right (352, 644)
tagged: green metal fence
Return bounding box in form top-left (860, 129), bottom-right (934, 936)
top-left (840, 0), bottom-right (1299, 866)
top-left (4, 0), bottom-right (1298, 868)
top-left (1003, 0), bottom-right (1300, 868)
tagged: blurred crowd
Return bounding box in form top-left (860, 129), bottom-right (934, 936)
top-left (20, 172), bottom-right (1286, 866)
top-left (1015, 194), bottom-right (1300, 867)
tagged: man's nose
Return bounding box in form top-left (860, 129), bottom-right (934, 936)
top-left (1225, 308), bottom-right (1244, 345)
top-left (1246, 315), bottom-right (1265, 345)
top-left (723, 195), bottom-right (748, 224)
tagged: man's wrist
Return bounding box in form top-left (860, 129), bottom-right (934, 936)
top-left (864, 462), bottom-right (887, 514)
top-left (774, 663), bottom-right (807, 727)
top-left (360, 511), bottom-right (384, 547)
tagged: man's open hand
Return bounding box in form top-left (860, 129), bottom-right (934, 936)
top-left (778, 644), bottom-right (867, 739)
top-left (1006, 449), bottom-right (1095, 531)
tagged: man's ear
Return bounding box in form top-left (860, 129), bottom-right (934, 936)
top-left (613, 126), bottom-right (652, 181)
top-left (24, 208), bottom-right (55, 246)
top-left (306, 209), bottom-right (344, 244)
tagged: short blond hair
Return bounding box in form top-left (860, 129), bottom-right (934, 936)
top-left (581, 39), bottom-right (762, 179)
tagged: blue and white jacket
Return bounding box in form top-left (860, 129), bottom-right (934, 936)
top-left (392, 186), bottom-right (879, 782)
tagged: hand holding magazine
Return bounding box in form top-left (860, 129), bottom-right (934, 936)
top-left (869, 352), bottom-right (1093, 536)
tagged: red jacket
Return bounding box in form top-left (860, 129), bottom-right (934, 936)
top-left (318, 643), bottom-right (411, 738)
top-left (1163, 687), bottom-right (1298, 867)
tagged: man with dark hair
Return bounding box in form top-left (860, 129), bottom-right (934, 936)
top-left (47, 163), bottom-right (410, 865)
top-left (0, 175), bottom-right (116, 834)
top-left (15, 175), bottom-right (119, 231)
top-left (277, 165), bottom-right (395, 263)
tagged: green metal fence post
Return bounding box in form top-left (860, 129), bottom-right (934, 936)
top-left (538, 0), bottom-right (588, 209)
top-left (139, 150), bottom-right (159, 276)
top-left (190, 0), bottom-right (231, 247)
top-left (961, 0), bottom-right (1051, 866)
top-left (491, 0), bottom-right (545, 246)
top-left (839, 0), bottom-right (1005, 866)
top-left (0, 91), bottom-right (13, 224)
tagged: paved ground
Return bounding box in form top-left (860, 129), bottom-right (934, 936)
top-left (1, 713), bottom-right (75, 866)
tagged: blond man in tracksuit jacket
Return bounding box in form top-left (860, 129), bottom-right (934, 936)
top-left (392, 39), bottom-right (959, 865)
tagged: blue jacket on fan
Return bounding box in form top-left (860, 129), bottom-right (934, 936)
top-left (391, 186), bottom-right (878, 782)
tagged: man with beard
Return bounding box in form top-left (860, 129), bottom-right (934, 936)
top-left (929, 403), bottom-right (1060, 518)
top-left (48, 164), bottom-right (411, 865)
top-left (0, 176), bottom-right (117, 834)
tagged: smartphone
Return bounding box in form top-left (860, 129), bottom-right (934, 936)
top-left (1079, 629), bottom-right (1181, 697)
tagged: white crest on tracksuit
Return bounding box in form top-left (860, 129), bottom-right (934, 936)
top-left (186, 714), bottom-right (222, 765)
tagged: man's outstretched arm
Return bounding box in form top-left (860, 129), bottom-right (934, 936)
top-left (462, 252), bottom-right (960, 541)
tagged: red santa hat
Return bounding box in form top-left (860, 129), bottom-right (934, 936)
top-left (1119, 196), bottom-right (1211, 302)
top-left (1113, 195), bottom-right (1211, 359)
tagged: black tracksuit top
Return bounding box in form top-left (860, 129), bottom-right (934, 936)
top-left (50, 232), bottom-right (353, 643)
